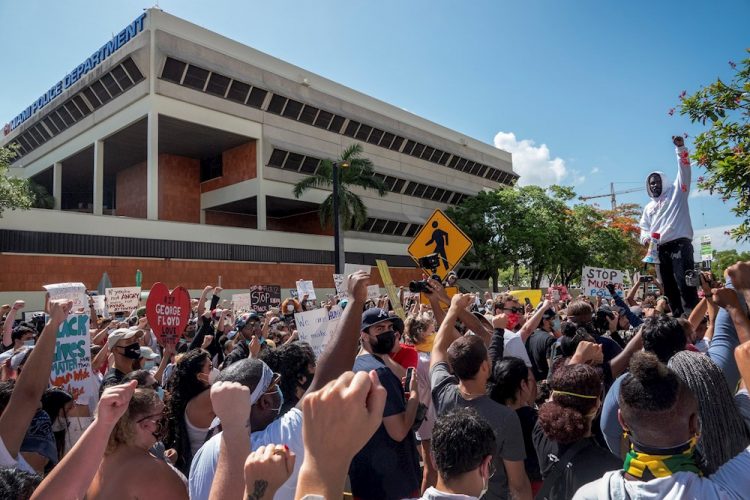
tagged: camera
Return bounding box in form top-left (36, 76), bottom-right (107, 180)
top-left (685, 269), bottom-right (701, 288)
top-left (417, 253), bottom-right (441, 273)
top-left (638, 275), bottom-right (654, 284)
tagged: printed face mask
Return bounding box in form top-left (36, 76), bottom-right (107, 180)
top-left (371, 330), bottom-right (396, 354)
top-left (506, 313), bottom-right (520, 330)
top-left (120, 343), bottom-right (142, 360)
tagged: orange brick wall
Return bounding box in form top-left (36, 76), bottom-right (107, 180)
top-left (158, 154), bottom-right (201, 223)
top-left (268, 211), bottom-right (334, 236)
top-left (115, 161), bottom-right (147, 218)
top-left (0, 254), bottom-right (422, 292)
top-left (205, 210), bottom-right (258, 229)
top-left (201, 141), bottom-right (257, 193)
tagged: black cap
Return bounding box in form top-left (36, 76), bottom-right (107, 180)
top-left (361, 308), bottom-right (404, 333)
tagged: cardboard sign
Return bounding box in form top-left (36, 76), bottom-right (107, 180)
top-left (407, 209), bottom-right (473, 280)
top-left (344, 263), bottom-right (371, 276)
top-left (92, 295), bottom-right (108, 318)
top-left (105, 286), bottom-right (141, 313)
top-left (289, 289), bottom-right (299, 299)
top-left (509, 289), bottom-right (543, 306)
top-left (367, 285), bottom-right (380, 301)
top-left (50, 313), bottom-right (92, 404)
top-left (250, 285), bottom-right (282, 313)
top-left (295, 280), bottom-right (316, 301)
top-left (375, 259), bottom-right (406, 320)
top-left (295, 306), bottom-right (343, 358)
top-left (547, 285), bottom-right (570, 303)
top-left (582, 267), bottom-right (624, 298)
top-left (44, 282), bottom-right (87, 314)
top-left (232, 293), bottom-right (252, 314)
top-left (333, 274), bottom-right (348, 298)
top-left (146, 282), bottom-right (191, 345)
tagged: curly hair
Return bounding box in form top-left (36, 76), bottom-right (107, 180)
top-left (106, 388), bottom-right (160, 454)
top-left (640, 316), bottom-right (686, 362)
top-left (259, 342), bottom-right (316, 412)
top-left (403, 314), bottom-right (434, 345)
top-left (538, 363), bottom-right (601, 444)
top-left (431, 407), bottom-right (496, 481)
top-left (163, 349), bottom-right (210, 473)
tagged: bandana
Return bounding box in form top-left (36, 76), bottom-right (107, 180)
top-left (415, 334), bottom-right (436, 353)
top-left (250, 361), bottom-right (275, 406)
top-left (623, 436), bottom-right (701, 480)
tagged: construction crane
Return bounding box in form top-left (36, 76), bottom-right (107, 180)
top-left (579, 182), bottom-right (645, 210)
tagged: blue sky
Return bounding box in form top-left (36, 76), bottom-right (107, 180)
top-left (1, 0), bottom-right (747, 255)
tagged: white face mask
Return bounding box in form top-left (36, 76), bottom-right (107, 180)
top-left (208, 367), bottom-right (220, 385)
top-left (286, 305), bottom-right (294, 313)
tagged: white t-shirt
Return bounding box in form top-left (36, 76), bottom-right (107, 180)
top-left (189, 407), bottom-right (304, 500)
top-left (0, 436), bottom-right (35, 474)
top-left (503, 330), bottom-right (532, 367)
top-left (573, 444), bottom-right (750, 500)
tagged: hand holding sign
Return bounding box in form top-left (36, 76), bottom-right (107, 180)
top-left (146, 282), bottom-right (190, 346)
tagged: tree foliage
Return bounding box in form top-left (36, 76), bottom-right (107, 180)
top-left (713, 249), bottom-right (750, 279)
top-left (448, 185), bottom-right (643, 289)
top-left (292, 143), bottom-right (386, 230)
top-left (0, 145), bottom-right (33, 217)
top-left (678, 49), bottom-right (750, 240)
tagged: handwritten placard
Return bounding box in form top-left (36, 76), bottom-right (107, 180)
top-left (44, 282), bottom-right (87, 314)
top-left (146, 282), bottom-right (191, 345)
top-left (367, 284), bottom-right (380, 301)
top-left (582, 266), bottom-right (624, 298)
top-left (105, 286), bottom-right (141, 314)
top-left (333, 274), bottom-right (348, 298)
top-left (295, 280), bottom-right (316, 301)
top-left (294, 305), bottom-right (343, 358)
top-left (250, 285), bottom-right (282, 313)
top-left (50, 313), bottom-right (92, 404)
top-left (232, 293), bottom-right (252, 314)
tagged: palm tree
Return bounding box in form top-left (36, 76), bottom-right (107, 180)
top-left (292, 143), bottom-right (386, 230)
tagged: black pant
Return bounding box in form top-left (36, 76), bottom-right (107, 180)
top-left (656, 238), bottom-right (699, 317)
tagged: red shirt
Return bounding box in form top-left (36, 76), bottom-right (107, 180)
top-left (391, 343), bottom-right (419, 370)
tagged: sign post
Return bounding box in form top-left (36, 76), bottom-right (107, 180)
top-left (376, 259), bottom-right (406, 320)
top-left (407, 209), bottom-right (473, 280)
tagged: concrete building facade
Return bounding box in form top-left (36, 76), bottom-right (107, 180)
top-left (1, 9), bottom-right (516, 305)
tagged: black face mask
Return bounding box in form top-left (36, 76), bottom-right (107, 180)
top-left (119, 343), bottom-right (142, 360)
top-left (371, 330), bottom-right (396, 355)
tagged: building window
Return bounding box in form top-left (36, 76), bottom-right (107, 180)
top-left (200, 154), bottom-right (223, 182)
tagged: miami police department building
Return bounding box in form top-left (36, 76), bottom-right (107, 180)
top-left (0, 9), bottom-right (516, 303)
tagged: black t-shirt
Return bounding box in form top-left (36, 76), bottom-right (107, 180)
top-left (525, 329), bottom-right (556, 381)
top-left (100, 368), bottom-right (126, 395)
top-left (516, 406), bottom-right (542, 483)
top-left (349, 355), bottom-right (420, 500)
top-left (532, 421), bottom-right (621, 500)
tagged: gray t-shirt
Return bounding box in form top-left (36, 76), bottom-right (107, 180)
top-left (430, 362), bottom-right (526, 500)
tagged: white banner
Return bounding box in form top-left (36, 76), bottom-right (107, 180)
top-left (232, 293), bottom-right (252, 314)
top-left (294, 305), bottom-right (343, 358)
top-left (582, 266), bottom-right (624, 298)
top-left (44, 282), bottom-right (87, 314)
top-left (105, 286), bottom-right (141, 313)
top-left (344, 263), bottom-right (371, 276)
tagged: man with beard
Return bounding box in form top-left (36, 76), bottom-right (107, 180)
top-left (639, 136), bottom-right (699, 317)
top-left (349, 307), bottom-right (421, 499)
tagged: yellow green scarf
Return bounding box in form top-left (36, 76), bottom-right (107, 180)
top-left (415, 334), bottom-right (436, 353)
top-left (623, 436), bottom-right (701, 480)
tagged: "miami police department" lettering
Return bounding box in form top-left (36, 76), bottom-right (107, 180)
top-left (4, 12), bottom-right (147, 135)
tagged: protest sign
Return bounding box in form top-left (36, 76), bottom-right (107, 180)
top-left (50, 313), bottom-right (92, 404)
top-left (232, 293), bottom-right (252, 314)
top-left (92, 295), bottom-right (107, 318)
top-left (105, 286), bottom-right (141, 314)
top-left (582, 266), bottom-right (624, 297)
top-left (367, 285), bottom-right (380, 301)
top-left (43, 282), bottom-right (87, 314)
top-left (145, 282), bottom-right (191, 345)
top-left (333, 274), bottom-right (347, 298)
top-left (547, 285), bottom-right (569, 303)
top-left (250, 285), bottom-right (282, 313)
top-left (289, 289), bottom-right (299, 299)
top-left (295, 305), bottom-right (343, 358)
top-left (344, 263), bottom-right (371, 276)
top-left (375, 259), bottom-right (406, 320)
top-left (23, 311), bottom-right (45, 323)
top-left (509, 289), bottom-right (543, 306)
top-left (295, 280), bottom-right (316, 301)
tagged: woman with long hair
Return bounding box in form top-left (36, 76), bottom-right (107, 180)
top-left (533, 363), bottom-right (620, 499)
top-left (41, 388), bottom-right (73, 463)
top-left (490, 357), bottom-right (542, 494)
top-left (667, 350), bottom-right (750, 474)
top-left (86, 388), bottom-right (187, 499)
top-left (163, 349), bottom-right (216, 474)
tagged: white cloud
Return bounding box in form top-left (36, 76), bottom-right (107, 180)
top-left (690, 187), bottom-right (712, 198)
top-left (692, 225), bottom-right (750, 260)
top-left (493, 131), bottom-right (570, 187)
top-left (591, 167), bottom-right (600, 174)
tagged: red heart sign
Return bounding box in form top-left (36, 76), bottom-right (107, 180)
top-left (146, 282), bottom-right (191, 345)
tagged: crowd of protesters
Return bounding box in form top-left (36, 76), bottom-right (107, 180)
top-left (0, 256), bottom-right (749, 500)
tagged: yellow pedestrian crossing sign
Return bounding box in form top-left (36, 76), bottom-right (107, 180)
top-left (407, 209), bottom-right (473, 280)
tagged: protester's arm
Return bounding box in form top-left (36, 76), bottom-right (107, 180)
top-left (736, 340), bottom-right (750, 394)
top-left (30, 381), bottom-right (137, 500)
top-left (712, 288), bottom-right (750, 345)
top-left (295, 371), bottom-right (386, 500)
top-left (2, 300), bottom-right (23, 349)
top-left (518, 298), bottom-right (551, 343)
top-left (639, 207), bottom-right (652, 246)
top-left (299, 271), bottom-right (370, 406)
top-left (673, 136), bottom-right (691, 190)
top-left (425, 278), bottom-right (449, 326)
top-left (197, 286), bottom-right (213, 318)
top-left (706, 282), bottom-right (745, 389)
top-left (153, 343), bottom-right (174, 384)
top-left (609, 285), bottom-right (643, 328)
top-left (381, 355), bottom-right (407, 379)
top-left (189, 311), bottom-right (213, 351)
top-left (430, 294), bottom-right (471, 370)
top-left (210, 287), bottom-right (222, 311)
top-left (505, 459), bottom-right (532, 500)
top-left (244, 445), bottom-right (296, 500)
top-left (626, 280), bottom-right (640, 307)
top-left (689, 298), bottom-right (709, 331)
top-left (208, 381), bottom-right (251, 500)
top-left (0, 299), bottom-right (69, 459)
top-left (91, 343), bottom-right (110, 372)
top-left (382, 372), bottom-right (420, 442)
top-left (457, 302), bottom-right (493, 346)
top-left (261, 310), bottom-right (273, 339)
top-left (608, 330), bottom-right (644, 378)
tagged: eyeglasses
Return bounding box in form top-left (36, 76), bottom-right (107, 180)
top-left (137, 411), bottom-right (165, 434)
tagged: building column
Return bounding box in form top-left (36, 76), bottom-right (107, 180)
top-left (93, 140), bottom-right (104, 215)
top-left (52, 162), bottom-right (62, 210)
top-left (256, 138), bottom-right (267, 230)
top-left (147, 111), bottom-right (159, 220)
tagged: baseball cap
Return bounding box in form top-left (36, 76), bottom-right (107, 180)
top-left (361, 308), bottom-right (404, 333)
top-left (107, 327), bottom-right (144, 349)
top-left (139, 346), bottom-right (160, 361)
top-left (235, 311), bottom-right (261, 330)
top-left (541, 308), bottom-right (557, 320)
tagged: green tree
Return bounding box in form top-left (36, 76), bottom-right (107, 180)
top-left (28, 180), bottom-right (55, 209)
top-left (713, 249), bottom-right (750, 279)
top-left (677, 49), bottom-right (750, 240)
top-left (292, 143), bottom-right (386, 230)
top-left (0, 145), bottom-right (33, 217)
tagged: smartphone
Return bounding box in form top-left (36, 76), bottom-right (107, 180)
top-left (524, 297), bottom-right (532, 306)
top-left (639, 275), bottom-right (654, 283)
top-left (404, 367), bottom-right (415, 392)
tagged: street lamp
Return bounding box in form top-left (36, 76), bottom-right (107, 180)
top-left (332, 160), bottom-right (349, 274)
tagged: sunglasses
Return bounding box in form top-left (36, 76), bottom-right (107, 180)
top-left (503, 307), bottom-right (523, 314)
